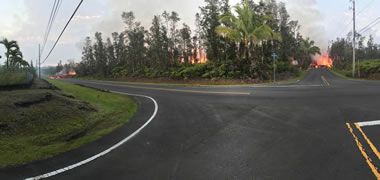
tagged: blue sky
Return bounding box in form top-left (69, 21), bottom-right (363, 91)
top-left (1, 0), bottom-right (380, 67)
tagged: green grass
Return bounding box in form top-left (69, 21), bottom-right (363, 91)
top-left (0, 72), bottom-right (27, 86)
top-left (330, 68), bottom-right (354, 79)
top-left (254, 70), bottom-right (308, 86)
top-left (0, 80), bottom-right (136, 167)
top-left (331, 59), bottom-right (380, 80)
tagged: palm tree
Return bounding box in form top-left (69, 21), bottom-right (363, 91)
top-left (0, 38), bottom-right (19, 69)
top-left (9, 49), bottom-right (24, 68)
top-left (216, 0), bottom-right (279, 61)
top-left (299, 38), bottom-right (320, 69)
top-left (215, 0), bottom-right (280, 76)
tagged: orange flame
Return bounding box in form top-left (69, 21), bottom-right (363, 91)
top-left (49, 70), bottom-right (77, 79)
top-left (180, 48), bottom-right (208, 64)
top-left (315, 53), bottom-right (333, 68)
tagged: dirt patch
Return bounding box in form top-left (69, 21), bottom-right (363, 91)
top-left (14, 92), bottom-right (52, 107)
top-left (368, 73), bottom-right (380, 80)
top-left (0, 79), bottom-right (97, 134)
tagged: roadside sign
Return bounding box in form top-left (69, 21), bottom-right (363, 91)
top-left (272, 53), bottom-right (278, 57)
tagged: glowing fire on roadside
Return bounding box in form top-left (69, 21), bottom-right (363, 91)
top-left (68, 71), bottom-right (77, 76)
top-left (49, 70), bottom-right (77, 79)
top-left (313, 53), bottom-right (333, 69)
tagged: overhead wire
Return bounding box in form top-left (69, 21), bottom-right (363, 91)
top-left (41, 0), bottom-right (62, 56)
top-left (358, 17), bottom-right (380, 33)
top-left (42, 0), bottom-right (84, 64)
top-left (41, 0), bottom-right (57, 52)
top-left (359, 18), bottom-right (380, 35)
top-left (334, 0), bottom-right (376, 39)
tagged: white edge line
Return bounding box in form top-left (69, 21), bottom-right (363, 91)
top-left (25, 91), bottom-right (158, 180)
top-left (252, 85), bottom-right (323, 88)
top-left (357, 120), bottom-right (380, 127)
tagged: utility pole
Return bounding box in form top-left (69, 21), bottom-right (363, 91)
top-left (358, 59), bottom-right (360, 78)
top-left (38, 44), bottom-right (41, 79)
top-left (272, 39), bottom-right (276, 82)
top-left (352, 0), bottom-right (356, 77)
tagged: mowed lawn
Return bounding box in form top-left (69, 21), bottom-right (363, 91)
top-left (0, 80), bottom-right (136, 167)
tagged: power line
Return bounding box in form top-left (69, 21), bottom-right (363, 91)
top-left (41, 0), bottom-right (62, 56)
top-left (41, 0), bottom-right (58, 55)
top-left (41, 0), bottom-right (57, 47)
top-left (42, 0), bottom-right (84, 64)
top-left (360, 19), bottom-right (380, 35)
top-left (334, 0), bottom-right (376, 39)
top-left (358, 17), bottom-right (380, 34)
top-left (357, 0), bottom-right (375, 15)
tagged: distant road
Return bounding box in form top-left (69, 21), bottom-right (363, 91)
top-left (2, 69), bottom-right (380, 180)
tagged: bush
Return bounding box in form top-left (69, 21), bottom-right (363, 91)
top-left (360, 59), bottom-right (380, 74)
top-left (0, 72), bottom-right (28, 86)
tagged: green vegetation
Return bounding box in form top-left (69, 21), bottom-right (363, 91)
top-left (330, 33), bottom-right (380, 79)
top-left (0, 38), bottom-right (36, 87)
top-left (76, 69), bottom-right (306, 88)
top-left (331, 59), bottom-right (380, 80)
top-left (72, 0), bottom-right (320, 82)
top-left (0, 80), bottom-right (136, 167)
top-left (359, 59), bottom-right (380, 79)
top-left (330, 68), bottom-right (352, 79)
top-left (0, 38), bottom-right (31, 70)
top-left (0, 72), bottom-right (28, 86)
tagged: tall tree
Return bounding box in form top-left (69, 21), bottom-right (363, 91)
top-left (366, 35), bottom-right (374, 59)
top-left (80, 37), bottom-right (95, 75)
top-left (9, 49), bottom-right (24, 68)
top-left (94, 32), bottom-right (107, 76)
top-left (147, 15), bottom-right (169, 69)
top-left (127, 25), bottom-right (146, 72)
top-left (216, 0), bottom-right (277, 76)
top-left (0, 38), bottom-right (19, 69)
top-left (169, 11), bottom-right (181, 62)
top-left (106, 37), bottom-right (116, 75)
top-left (200, 0), bottom-right (222, 62)
top-left (179, 23), bottom-right (193, 64)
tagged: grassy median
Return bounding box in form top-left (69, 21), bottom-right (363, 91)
top-left (0, 80), bottom-right (136, 167)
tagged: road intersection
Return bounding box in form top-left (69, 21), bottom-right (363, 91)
top-left (2, 68), bottom-right (380, 179)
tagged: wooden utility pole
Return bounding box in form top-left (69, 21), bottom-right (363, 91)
top-left (352, 0), bottom-right (356, 77)
top-left (39, 44), bottom-right (41, 79)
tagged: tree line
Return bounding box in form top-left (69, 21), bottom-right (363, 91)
top-left (75, 0), bottom-right (321, 80)
top-left (330, 33), bottom-right (380, 69)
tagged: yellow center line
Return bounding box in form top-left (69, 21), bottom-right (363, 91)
top-left (355, 123), bottom-right (380, 160)
top-left (88, 81), bottom-right (251, 95)
top-left (346, 123), bottom-right (380, 179)
top-left (321, 75), bottom-right (330, 86)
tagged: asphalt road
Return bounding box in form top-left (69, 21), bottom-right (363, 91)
top-left (2, 68), bottom-right (380, 180)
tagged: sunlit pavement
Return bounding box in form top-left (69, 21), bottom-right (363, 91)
top-left (1, 68), bottom-right (380, 180)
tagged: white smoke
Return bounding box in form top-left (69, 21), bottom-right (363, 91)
top-left (92, 0), bottom-right (209, 35)
top-left (284, 0), bottom-right (328, 52)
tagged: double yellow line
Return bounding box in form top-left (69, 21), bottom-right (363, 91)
top-left (321, 75), bottom-right (330, 86)
top-left (346, 123), bottom-right (380, 179)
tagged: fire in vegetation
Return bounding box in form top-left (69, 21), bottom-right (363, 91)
top-left (49, 69), bottom-right (77, 80)
top-left (180, 48), bottom-right (208, 64)
top-left (312, 53), bottom-right (333, 69)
